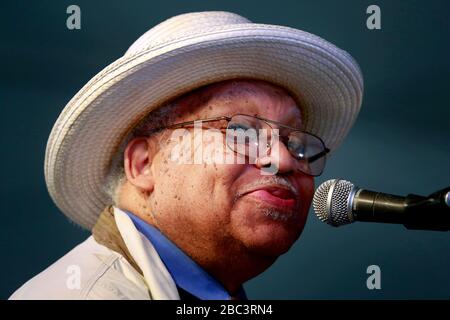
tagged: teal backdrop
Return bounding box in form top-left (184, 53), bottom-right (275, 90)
top-left (1, 0), bottom-right (449, 299)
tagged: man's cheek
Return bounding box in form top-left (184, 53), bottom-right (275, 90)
top-left (217, 158), bottom-right (249, 181)
top-left (296, 175), bottom-right (314, 197)
top-left (300, 184), bottom-right (314, 216)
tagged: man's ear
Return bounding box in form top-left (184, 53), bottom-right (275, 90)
top-left (123, 137), bottom-right (155, 192)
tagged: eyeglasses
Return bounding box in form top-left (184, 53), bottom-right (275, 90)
top-left (147, 114), bottom-right (330, 176)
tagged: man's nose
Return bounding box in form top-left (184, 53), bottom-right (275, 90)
top-left (255, 137), bottom-right (297, 174)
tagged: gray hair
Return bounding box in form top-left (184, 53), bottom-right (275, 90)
top-left (103, 102), bottom-right (178, 205)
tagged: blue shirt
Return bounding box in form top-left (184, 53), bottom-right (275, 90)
top-left (125, 211), bottom-right (247, 300)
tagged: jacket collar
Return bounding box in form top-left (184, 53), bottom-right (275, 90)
top-left (92, 205), bottom-right (142, 274)
top-left (92, 205), bottom-right (180, 300)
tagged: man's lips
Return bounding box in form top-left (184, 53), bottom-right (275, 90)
top-left (241, 186), bottom-right (298, 209)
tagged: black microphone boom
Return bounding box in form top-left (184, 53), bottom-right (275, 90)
top-left (313, 179), bottom-right (450, 231)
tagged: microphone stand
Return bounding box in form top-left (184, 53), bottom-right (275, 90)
top-left (403, 187), bottom-right (450, 231)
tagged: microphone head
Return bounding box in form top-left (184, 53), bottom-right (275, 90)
top-left (313, 179), bottom-right (358, 227)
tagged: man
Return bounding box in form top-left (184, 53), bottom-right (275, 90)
top-left (10, 11), bottom-right (363, 299)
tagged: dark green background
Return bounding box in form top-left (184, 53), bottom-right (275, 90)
top-left (1, 0), bottom-right (449, 299)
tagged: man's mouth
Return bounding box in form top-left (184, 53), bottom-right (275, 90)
top-left (241, 185), bottom-right (299, 210)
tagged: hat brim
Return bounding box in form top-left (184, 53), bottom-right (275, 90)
top-left (45, 23), bottom-right (363, 229)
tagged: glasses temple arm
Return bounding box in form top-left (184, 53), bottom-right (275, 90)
top-left (305, 148), bottom-right (330, 163)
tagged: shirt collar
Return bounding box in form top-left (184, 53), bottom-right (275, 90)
top-left (124, 210), bottom-right (246, 300)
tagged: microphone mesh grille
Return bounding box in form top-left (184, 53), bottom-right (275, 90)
top-left (313, 179), bottom-right (355, 227)
top-left (312, 179), bottom-right (336, 223)
top-left (330, 180), bottom-right (354, 226)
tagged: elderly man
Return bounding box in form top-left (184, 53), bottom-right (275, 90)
top-left (10, 11), bottom-right (362, 299)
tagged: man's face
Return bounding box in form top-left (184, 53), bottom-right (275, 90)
top-left (146, 80), bottom-right (314, 258)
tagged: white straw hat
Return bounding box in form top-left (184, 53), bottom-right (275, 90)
top-left (45, 11), bottom-right (363, 229)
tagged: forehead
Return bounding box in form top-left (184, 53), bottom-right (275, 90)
top-left (173, 80), bottom-right (302, 128)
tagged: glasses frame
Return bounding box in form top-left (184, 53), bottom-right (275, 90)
top-left (147, 113), bottom-right (330, 176)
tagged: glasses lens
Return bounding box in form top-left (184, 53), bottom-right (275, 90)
top-left (225, 115), bottom-right (327, 176)
top-left (288, 132), bottom-right (327, 176)
top-left (226, 115), bottom-right (269, 161)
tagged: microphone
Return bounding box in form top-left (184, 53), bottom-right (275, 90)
top-left (312, 179), bottom-right (450, 231)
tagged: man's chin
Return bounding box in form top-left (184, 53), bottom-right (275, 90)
top-left (240, 223), bottom-right (304, 257)
top-left (231, 200), bottom-right (308, 256)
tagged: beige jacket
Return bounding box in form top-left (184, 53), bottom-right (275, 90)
top-left (9, 207), bottom-right (180, 300)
